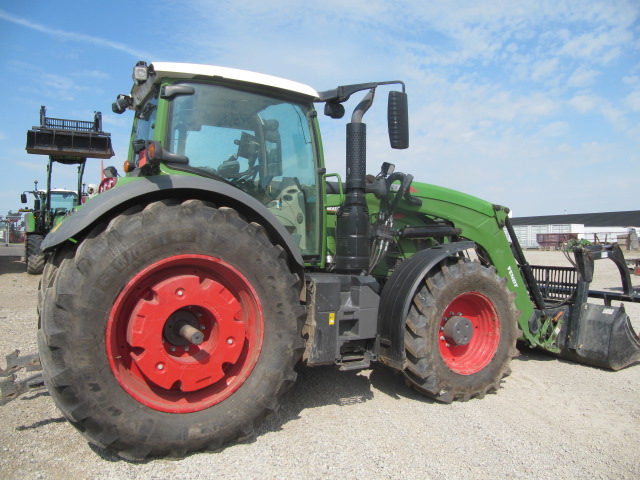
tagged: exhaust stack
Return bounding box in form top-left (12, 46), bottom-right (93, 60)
top-left (324, 83), bottom-right (408, 273)
top-left (335, 90), bottom-right (375, 272)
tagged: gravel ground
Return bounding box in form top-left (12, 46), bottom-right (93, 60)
top-left (0, 245), bottom-right (639, 480)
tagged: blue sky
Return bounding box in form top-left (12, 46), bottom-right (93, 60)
top-left (1, 1), bottom-right (638, 219)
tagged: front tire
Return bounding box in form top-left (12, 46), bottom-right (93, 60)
top-left (26, 234), bottom-right (45, 275)
top-left (38, 200), bottom-right (304, 459)
top-left (403, 259), bottom-right (519, 402)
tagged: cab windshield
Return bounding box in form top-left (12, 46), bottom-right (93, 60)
top-left (166, 82), bottom-right (320, 256)
top-left (50, 191), bottom-right (78, 212)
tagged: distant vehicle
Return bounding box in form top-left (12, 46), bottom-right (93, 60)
top-left (20, 106), bottom-right (114, 274)
top-left (20, 184), bottom-right (79, 273)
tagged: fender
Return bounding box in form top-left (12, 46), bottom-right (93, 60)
top-left (41, 175), bottom-right (304, 268)
top-left (377, 241), bottom-right (475, 369)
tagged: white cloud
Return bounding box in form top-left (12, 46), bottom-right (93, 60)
top-left (568, 93), bottom-right (600, 113)
top-left (15, 160), bottom-right (46, 173)
top-left (537, 121), bottom-right (570, 138)
top-left (567, 67), bottom-right (600, 88)
top-left (7, 62), bottom-right (89, 101)
top-left (623, 75), bottom-right (640, 86)
top-left (559, 32), bottom-right (623, 63)
top-left (0, 8), bottom-right (154, 59)
top-left (568, 92), bottom-right (632, 132)
top-left (74, 70), bottom-right (110, 80)
top-left (599, 103), bottom-right (626, 130)
top-left (3, 1), bottom-right (637, 217)
top-left (531, 58), bottom-right (560, 82)
top-left (626, 91), bottom-right (640, 111)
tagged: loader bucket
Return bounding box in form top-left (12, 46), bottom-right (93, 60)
top-left (557, 303), bottom-right (640, 370)
top-left (525, 243), bottom-right (640, 370)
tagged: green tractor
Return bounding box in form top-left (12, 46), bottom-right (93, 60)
top-left (34, 62), bottom-right (639, 459)
top-left (21, 183), bottom-right (80, 274)
top-left (21, 106), bottom-right (114, 274)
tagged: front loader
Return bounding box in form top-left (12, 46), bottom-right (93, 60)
top-left (19, 106), bottom-right (114, 274)
top-left (3, 61), bottom-right (638, 459)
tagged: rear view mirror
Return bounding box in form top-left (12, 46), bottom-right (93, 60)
top-left (324, 101), bottom-right (345, 119)
top-left (388, 91), bottom-right (409, 149)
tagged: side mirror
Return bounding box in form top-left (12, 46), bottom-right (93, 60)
top-left (103, 166), bottom-right (119, 178)
top-left (20, 193), bottom-right (27, 204)
top-left (146, 141), bottom-right (189, 165)
top-left (112, 95), bottom-right (132, 114)
top-left (380, 162), bottom-right (395, 177)
top-left (388, 91), bottom-right (409, 149)
top-left (324, 102), bottom-right (345, 119)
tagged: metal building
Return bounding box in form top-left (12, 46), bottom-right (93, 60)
top-left (508, 210), bottom-right (640, 249)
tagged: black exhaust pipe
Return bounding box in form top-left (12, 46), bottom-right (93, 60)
top-left (335, 90), bottom-right (375, 272)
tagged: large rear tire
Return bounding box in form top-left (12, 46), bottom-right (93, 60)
top-left (403, 259), bottom-right (519, 402)
top-left (26, 234), bottom-right (45, 275)
top-left (38, 200), bottom-right (305, 459)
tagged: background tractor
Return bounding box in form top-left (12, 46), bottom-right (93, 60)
top-left (21, 183), bottom-right (80, 273)
top-left (30, 62), bottom-right (639, 460)
top-left (21, 106), bottom-right (114, 274)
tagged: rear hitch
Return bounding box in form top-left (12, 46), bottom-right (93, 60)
top-left (0, 350), bottom-right (44, 406)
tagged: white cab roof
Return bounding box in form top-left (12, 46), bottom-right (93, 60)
top-left (150, 62), bottom-right (319, 98)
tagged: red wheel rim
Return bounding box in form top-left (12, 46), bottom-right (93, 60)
top-left (106, 254), bottom-right (263, 413)
top-left (438, 291), bottom-right (500, 375)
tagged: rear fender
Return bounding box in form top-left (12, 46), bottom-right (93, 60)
top-left (41, 175), bottom-right (304, 270)
top-left (377, 241), bottom-right (475, 369)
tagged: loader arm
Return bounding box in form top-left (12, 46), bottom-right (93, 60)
top-left (392, 181), bottom-right (639, 368)
top-left (405, 182), bottom-right (537, 343)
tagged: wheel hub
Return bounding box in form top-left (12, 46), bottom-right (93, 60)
top-left (442, 315), bottom-right (473, 346)
top-left (163, 308), bottom-right (205, 346)
top-left (106, 254), bottom-right (264, 413)
top-left (438, 291), bottom-right (500, 375)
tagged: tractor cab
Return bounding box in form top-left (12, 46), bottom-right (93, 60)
top-left (114, 63), bottom-right (323, 257)
top-left (49, 189), bottom-right (79, 217)
top-left (138, 81), bottom-right (320, 254)
top-left (112, 62), bottom-right (409, 264)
